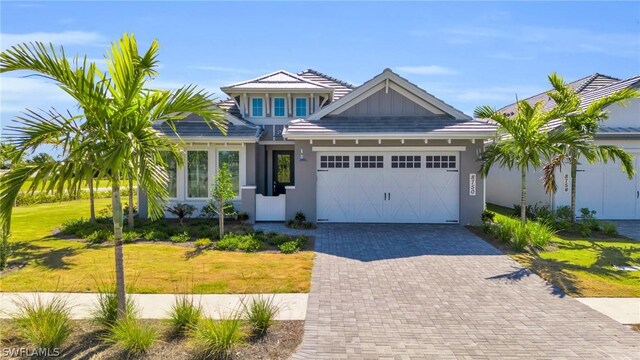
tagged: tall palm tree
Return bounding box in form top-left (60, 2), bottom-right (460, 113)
top-left (0, 34), bottom-right (225, 318)
top-left (475, 100), bottom-right (576, 224)
top-left (542, 73), bottom-right (638, 223)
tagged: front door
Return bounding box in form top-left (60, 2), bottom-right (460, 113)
top-left (273, 151), bottom-right (294, 196)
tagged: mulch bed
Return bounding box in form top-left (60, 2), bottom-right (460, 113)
top-left (0, 319), bottom-right (304, 359)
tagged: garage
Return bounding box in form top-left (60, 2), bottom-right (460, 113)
top-left (572, 153), bottom-right (640, 220)
top-left (316, 151), bottom-right (460, 223)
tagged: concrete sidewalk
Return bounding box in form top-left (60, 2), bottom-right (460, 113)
top-left (576, 298), bottom-right (640, 324)
top-left (0, 293), bottom-right (307, 320)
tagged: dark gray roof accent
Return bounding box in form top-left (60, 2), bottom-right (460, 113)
top-left (153, 114), bottom-right (261, 139)
top-left (218, 98), bottom-right (241, 118)
top-left (298, 69), bottom-right (355, 100)
top-left (285, 116), bottom-right (496, 136)
top-left (498, 73), bottom-right (620, 116)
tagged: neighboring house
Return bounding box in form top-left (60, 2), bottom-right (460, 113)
top-left (139, 68), bottom-right (496, 225)
top-left (487, 74), bottom-right (640, 220)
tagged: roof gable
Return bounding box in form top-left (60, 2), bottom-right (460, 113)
top-left (221, 70), bottom-right (332, 92)
top-left (308, 68), bottom-right (471, 120)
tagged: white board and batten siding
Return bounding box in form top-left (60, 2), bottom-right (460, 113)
top-left (316, 150), bottom-right (460, 223)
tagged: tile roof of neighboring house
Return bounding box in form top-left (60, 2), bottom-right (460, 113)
top-left (285, 116), bottom-right (496, 137)
top-left (579, 75), bottom-right (640, 110)
top-left (498, 73), bottom-right (621, 116)
top-left (152, 114), bottom-right (261, 139)
top-left (298, 69), bottom-right (355, 100)
top-left (220, 70), bottom-right (332, 91)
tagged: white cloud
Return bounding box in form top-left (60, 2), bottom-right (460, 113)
top-left (395, 65), bottom-right (458, 75)
top-left (0, 77), bottom-right (74, 114)
top-left (0, 31), bottom-right (105, 49)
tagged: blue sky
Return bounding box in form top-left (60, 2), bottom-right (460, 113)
top-left (1, 1), bottom-right (639, 142)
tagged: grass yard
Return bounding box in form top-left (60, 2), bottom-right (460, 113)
top-left (487, 204), bottom-right (640, 297)
top-left (2, 199), bottom-right (313, 294)
top-left (19, 178), bottom-right (131, 191)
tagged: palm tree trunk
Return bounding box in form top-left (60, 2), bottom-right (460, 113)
top-left (111, 181), bottom-right (127, 319)
top-left (520, 168), bottom-right (527, 224)
top-left (570, 152), bottom-right (577, 224)
top-left (128, 178), bottom-right (134, 228)
top-left (218, 203), bottom-right (224, 239)
top-left (89, 176), bottom-right (95, 222)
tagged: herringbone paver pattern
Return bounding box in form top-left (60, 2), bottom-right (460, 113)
top-left (288, 224), bottom-right (640, 359)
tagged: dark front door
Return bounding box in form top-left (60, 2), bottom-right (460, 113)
top-left (273, 151), bottom-right (294, 196)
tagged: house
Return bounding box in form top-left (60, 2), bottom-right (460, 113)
top-left (139, 68), bottom-right (497, 225)
top-left (487, 74), bottom-right (640, 220)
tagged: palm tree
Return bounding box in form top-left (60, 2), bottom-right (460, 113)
top-left (475, 100), bottom-right (576, 224)
top-left (542, 73), bottom-right (638, 223)
top-left (0, 34), bottom-right (225, 318)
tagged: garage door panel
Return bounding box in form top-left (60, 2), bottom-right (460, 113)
top-left (317, 169), bottom-right (351, 221)
top-left (386, 169), bottom-right (423, 222)
top-left (352, 170), bottom-right (385, 222)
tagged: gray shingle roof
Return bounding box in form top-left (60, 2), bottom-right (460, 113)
top-left (298, 69), bottom-right (355, 101)
top-left (220, 70), bottom-right (331, 90)
top-left (153, 114), bottom-right (261, 139)
top-left (285, 116), bottom-right (496, 137)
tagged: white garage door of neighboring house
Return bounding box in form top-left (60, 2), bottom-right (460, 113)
top-left (574, 153), bottom-right (640, 220)
top-left (316, 152), bottom-right (459, 223)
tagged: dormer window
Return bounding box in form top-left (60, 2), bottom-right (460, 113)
top-left (273, 97), bottom-right (286, 117)
top-left (295, 97), bottom-right (307, 117)
top-left (251, 97), bottom-right (264, 117)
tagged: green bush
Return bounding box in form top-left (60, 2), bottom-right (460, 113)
top-left (242, 296), bottom-right (279, 336)
top-left (481, 209), bottom-right (495, 223)
top-left (278, 241), bottom-right (300, 254)
top-left (168, 295), bottom-right (202, 336)
top-left (578, 223), bottom-right (592, 237)
top-left (527, 221), bottom-right (554, 249)
top-left (85, 230), bottom-right (110, 244)
top-left (579, 208), bottom-right (600, 231)
top-left (480, 222), bottom-right (493, 235)
top-left (215, 233), bottom-right (261, 252)
top-left (494, 218), bottom-right (516, 243)
top-left (191, 316), bottom-right (246, 359)
top-left (123, 231), bottom-right (141, 244)
top-left (170, 231), bottom-right (191, 243)
top-left (92, 282), bottom-right (138, 329)
top-left (106, 317), bottom-right (157, 356)
top-left (267, 234), bottom-right (293, 246)
top-left (13, 296), bottom-right (72, 351)
top-left (144, 230), bottom-right (169, 242)
top-left (511, 223), bottom-right (529, 251)
top-left (602, 222), bottom-right (619, 236)
top-left (285, 212), bottom-right (317, 229)
top-left (195, 238), bottom-right (213, 248)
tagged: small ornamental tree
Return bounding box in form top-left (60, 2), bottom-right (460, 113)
top-left (210, 163), bottom-right (236, 238)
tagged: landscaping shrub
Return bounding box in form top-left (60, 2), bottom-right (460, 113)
top-left (511, 223), bottom-right (529, 251)
top-left (578, 223), bottom-right (592, 237)
top-left (168, 295), bottom-right (202, 336)
top-left (266, 233), bottom-right (294, 246)
top-left (122, 231), bottom-right (141, 244)
top-left (167, 203), bottom-right (196, 225)
top-left (285, 211), bottom-right (318, 229)
top-left (480, 222), bottom-right (493, 235)
top-left (527, 221), bottom-right (554, 249)
top-left (144, 229), bottom-right (169, 242)
top-left (215, 233), bottom-right (261, 252)
top-left (12, 296), bottom-right (72, 351)
top-left (279, 241), bottom-right (301, 254)
top-left (105, 317), bottom-right (157, 356)
top-left (191, 316), bottom-right (246, 359)
top-left (579, 207), bottom-right (600, 232)
top-left (554, 205), bottom-right (573, 230)
top-left (242, 296), bottom-right (279, 336)
top-left (0, 232), bottom-right (12, 270)
top-left (602, 222), bottom-right (619, 236)
top-left (170, 231), bottom-right (191, 243)
top-left (481, 209), bottom-right (495, 223)
top-left (195, 238), bottom-right (213, 248)
top-left (85, 229), bottom-right (110, 244)
top-left (237, 212), bottom-right (249, 223)
top-left (494, 218), bottom-right (516, 244)
top-left (92, 282), bottom-right (138, 329)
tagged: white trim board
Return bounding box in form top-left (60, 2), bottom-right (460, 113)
top-left (312, 146), bottom-right (466, 152)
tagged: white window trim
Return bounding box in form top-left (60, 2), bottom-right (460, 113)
top-left (294, 97), bottom-right (308, 117)
top-left (272, 97), bottom-right (287, 118)
top-left (250, 97), bottom-right (265, 117)
top-left (216, 147), bottom-right (244, 201)
top-left (185, 149), bottom-right (211, 200)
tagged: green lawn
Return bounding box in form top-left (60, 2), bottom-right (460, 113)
top-left (487, 204), bottom-right (640, 297)
top-left (19, 178), bottom-right (132, 192)
top-left (2, 199), bottom-right (313, 294)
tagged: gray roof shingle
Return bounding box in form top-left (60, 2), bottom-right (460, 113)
top-left (153, 114), bottom-right (261, 139)
top-left (298, 69), bottom-right (355, 101)
top-left (285, 116), bottom-right (496, 137)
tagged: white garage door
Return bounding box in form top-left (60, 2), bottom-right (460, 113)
top-left (317, 152), bottom-right (459, 223)
top-left (575, 153), bottom-right (640, 220)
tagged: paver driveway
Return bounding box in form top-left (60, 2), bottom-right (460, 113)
top-left (289, 224), bottom-right (640, 360)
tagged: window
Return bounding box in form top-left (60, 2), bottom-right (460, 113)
top-left (295, 97), bottom-right (307, 117)
top-left (320, 155), bottom-right (349, 168)
top-left (391, 155), bottom-right (421, 169)
top-left (273, 97), bottom-right (286, 117)
top-left (425, 155), bottom-right (457, 169)
top-left (187, 151), bottom-right (208, 198)
top-left (354, 155), bottom-right (383, 168)
top-left (218, 150), bottom-right (240, 195)
top-left (160, 152), bottom-right (178, 198)
top-left (251, 97), bottom-right (264, 117)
